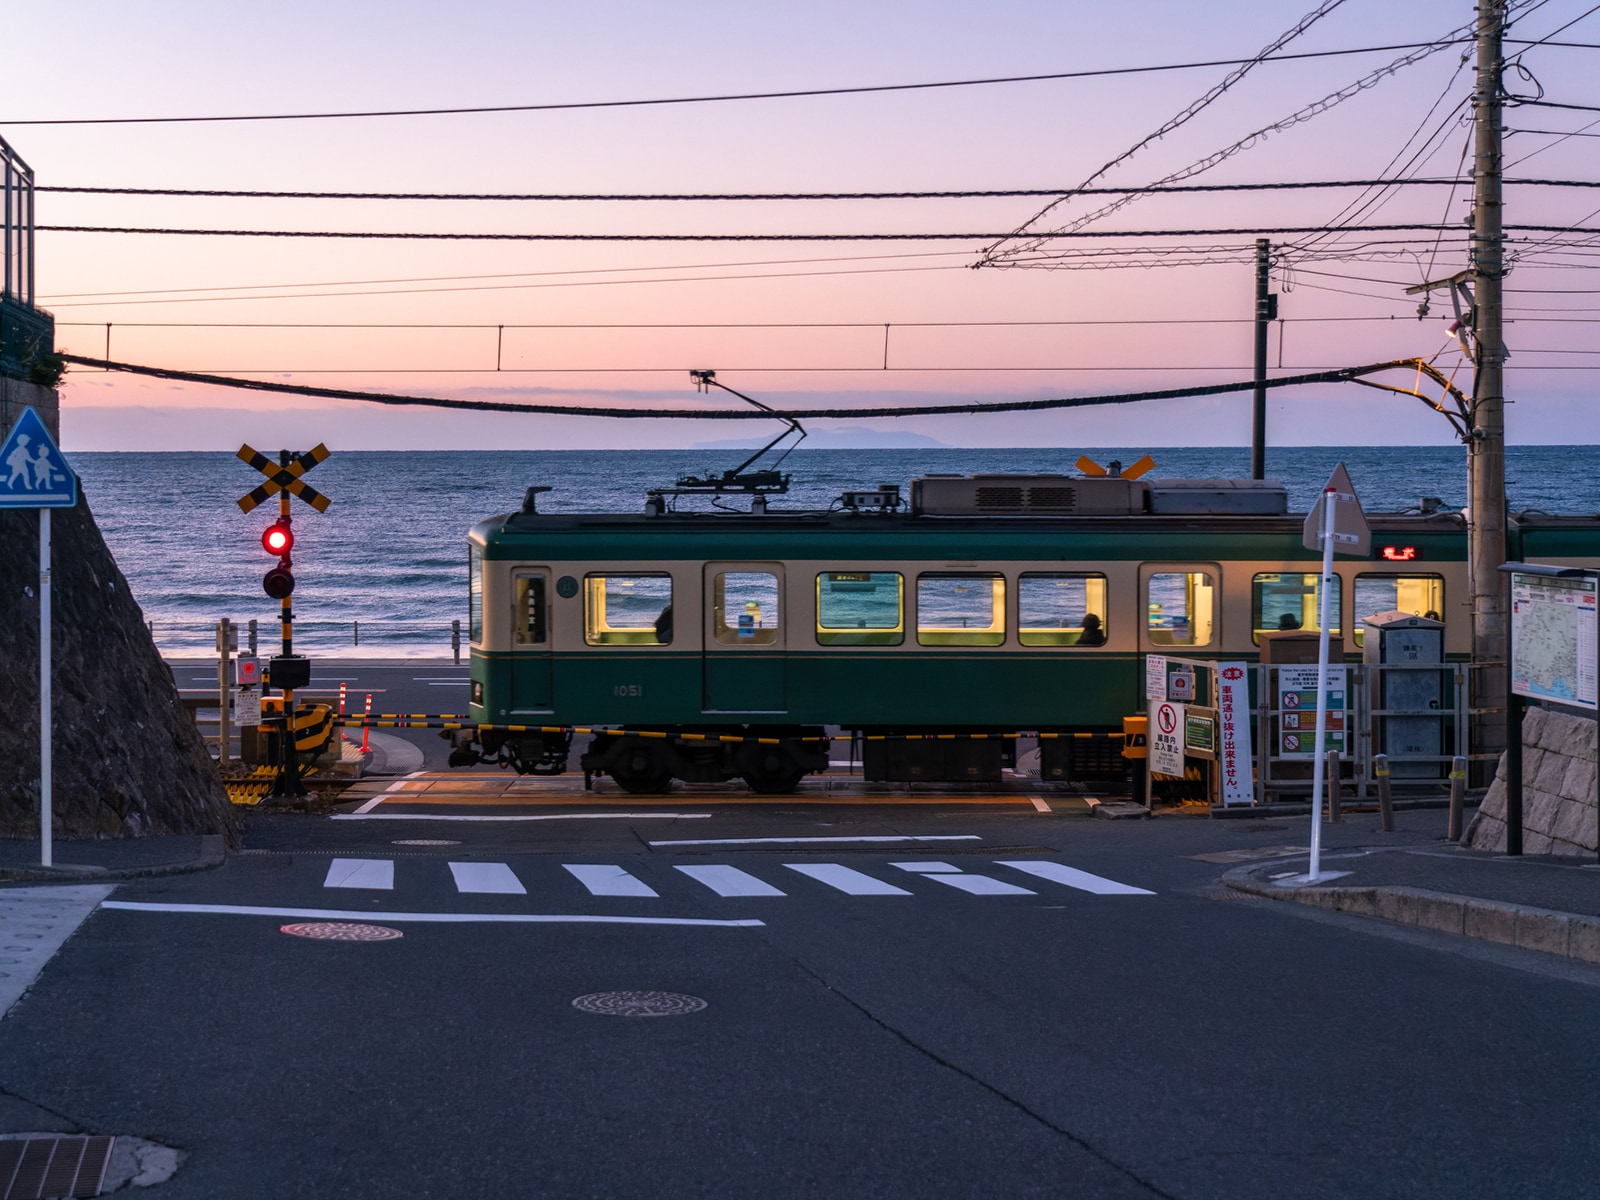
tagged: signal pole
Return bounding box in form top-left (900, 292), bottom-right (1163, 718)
top-left (1251, 238), bottom-right (1276, 480)
top-left (1469, 0), bottom-right (1508, 767)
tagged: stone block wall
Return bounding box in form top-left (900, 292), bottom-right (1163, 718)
top-left (1464, 707), bottom-right (1597, 855)
top-left (1, 375), bottom-right (58, 439)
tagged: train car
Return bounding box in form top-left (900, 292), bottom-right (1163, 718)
top-left (450, 470), bottom-right (1530, 793)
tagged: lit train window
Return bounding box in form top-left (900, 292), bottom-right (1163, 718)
top-left (513, 573), bottom-right (548, 645)
top-left (584, 573), bottom-right (674, 646)
top-left (469, 544), bottom-right (484, 646)
top-left (713, 572), bottom-right (780, 645)
top-left (917, 574), bottom-right (1005, 646)
top-left (1018, 573), bottom-right (1107, 647)
top-left (816, 572), bottom-right (904, 646)
top-left (1251, 572), bottom-right (1342, 645)
top-left (1147, 571), bottom-right (1215, 647)
top-left (1352, 574), bottom-right (1445, 646)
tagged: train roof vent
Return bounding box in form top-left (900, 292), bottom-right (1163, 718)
top-left (910, 474), bottom-right (1148, 516)
top-left (1147, 478), bottom-right (1289, 515)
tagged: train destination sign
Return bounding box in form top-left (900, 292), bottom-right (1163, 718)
top-left (1509, 570), bottom-right (1598, 710)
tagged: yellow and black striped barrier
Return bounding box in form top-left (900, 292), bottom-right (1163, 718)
top-left (329, 716), bottom-right (1126, 746)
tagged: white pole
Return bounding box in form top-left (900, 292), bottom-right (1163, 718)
top-left (1308, 486), bottom-right (1337, 881)
top-left (39, 507), bottom-right (52, 868)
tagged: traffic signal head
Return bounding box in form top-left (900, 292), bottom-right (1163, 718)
top-left (262, 520), bottom-right (293, 556)
top-left (263, 566), bottom-right (295, 599)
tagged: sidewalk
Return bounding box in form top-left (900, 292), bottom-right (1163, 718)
top-left (1225, 825), bottom-right (1600, 965)
top-left (0, 835), bottom-right (224, 884)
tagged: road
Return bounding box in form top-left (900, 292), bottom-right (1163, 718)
top-left (3, 801), bottom-right (1598, 1199)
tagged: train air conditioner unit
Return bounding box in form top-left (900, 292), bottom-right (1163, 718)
top-left (909, 474), bottom-right (1149, 516)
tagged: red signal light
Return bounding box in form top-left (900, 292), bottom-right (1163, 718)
top-left (262, 522), bottom-right (293, 556)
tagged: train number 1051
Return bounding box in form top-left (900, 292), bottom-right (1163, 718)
top-left (612, 684), bottom-right (643, 698)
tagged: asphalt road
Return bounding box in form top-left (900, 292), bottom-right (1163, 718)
top-left (3, 806), bottom-right (1598, 1199)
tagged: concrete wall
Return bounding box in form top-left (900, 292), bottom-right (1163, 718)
top-left (1, 376), bottom-right (58, 439)
top-left (1463, 707), bottom-right (1598, 855)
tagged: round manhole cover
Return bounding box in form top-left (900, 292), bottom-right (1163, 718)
top-left (571, 990), bottom-right (707, 1017)
top-left (281, 922), bottom-right (404, 942)
top-left (392, 839), bottom-right (461, 846)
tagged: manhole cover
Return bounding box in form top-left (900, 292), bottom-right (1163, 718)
top-left (571, 990), bottom-right (707, 1017)
top-left (392, 839), bottom-right (461, 846)
top-left (280, 922), bottom-right (404, 942)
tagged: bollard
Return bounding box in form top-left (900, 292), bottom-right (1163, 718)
top-left (1374, 753), bottom-right (1395, 832)
top-left (248, 618), bottom-right (258, 656)
top-left (359, 693), bottom-right (373, 755)
top-left (452, 619), bottom-right (462, 666)
top-left (1447, 754), bottom-right (1467, 842)
top-left (354, 620), bottom-right (360, 647)
top-left (338, 681), bottom-right (347, 718)
top-left (216, 617), bottom-right (234, 766)
top-left (1326, 749), bottom-right (1341, 823)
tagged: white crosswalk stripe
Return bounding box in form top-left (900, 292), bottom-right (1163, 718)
top-left (323, 858), bottom-right (394, 890)
top-left (782, 863), bottom-right (912, 896)
top-left (448, 862), bottom-right (527, 895)
top-left (563, 864), bottom-right (659, 898)
top-left (314, 858), bottom-right (1152, 901)
top-left (674, 865), bottom-right (787, 897)
top-left (994, 861), bottom-right (1156, 896)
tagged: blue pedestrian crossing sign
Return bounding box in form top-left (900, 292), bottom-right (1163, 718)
top-left (0, 406), bottom-right (77, 509)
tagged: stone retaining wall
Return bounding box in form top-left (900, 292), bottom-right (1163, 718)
top-left (1463, 707), bottom-right (1597, 855)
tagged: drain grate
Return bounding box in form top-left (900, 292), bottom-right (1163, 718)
top-left (391, 839), bottom-right (461, 846)
top-left (0, 1135), bottom-right (114, 1200)
top-left (571, 990), bottom-right (707, 1017)
top-left (280, 922), bottom-right (404, 942)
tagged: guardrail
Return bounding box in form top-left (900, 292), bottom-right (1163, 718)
top-left (151, 617), bottom-right (465, 662)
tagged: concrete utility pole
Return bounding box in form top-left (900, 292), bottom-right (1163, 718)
top-left (1469, 0), bottom-right (1509, 769)
top-left (1250, 238), bottom-right (1276, 480)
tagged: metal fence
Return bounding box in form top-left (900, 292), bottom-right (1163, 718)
top-left (151, 618), bottom-right (466, 662)
top-left (2, 134), bottom-right (33, 306)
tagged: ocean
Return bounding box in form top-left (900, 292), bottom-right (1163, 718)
top-left (67, 446), bottom-right (1596, 658)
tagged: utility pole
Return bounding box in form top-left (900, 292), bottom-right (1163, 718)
top-left (1469, 0), bottom-right (1508, 771)
top-left (1251, 238), bottom-right (1276, 480)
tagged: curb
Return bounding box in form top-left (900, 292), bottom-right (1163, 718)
top-left (1224, 862), bottom-right (1600, 966)
top-left (0, 835), bottom-right (227, 886)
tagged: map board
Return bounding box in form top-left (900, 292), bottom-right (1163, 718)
top-left (1510, 571), bottom-right (1598, 710)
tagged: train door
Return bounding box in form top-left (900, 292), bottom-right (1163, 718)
top-left (703, 564), bottom-right (787, 713)
top-left (1138, 563), bottom-right (1221, 652)
top-left (510, 568), bottom-right (553, 711)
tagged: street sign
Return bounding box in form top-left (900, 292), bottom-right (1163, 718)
top-left (237, 656), bottom-right (261, 687)
top-left (1151, 700), bottom-right (1185, 776)
top-left (236, 443), bottom-right (331, 513)
top-left (1301, 463), bottom-right (1370, 557)
top-left (1145, 654), bottom-right (1168, 704)
top-left (1216, 661), bottom-right (1254, 806)
top-left (235, 688), bottom-right (262, 728)
top-left (0, 407), bottom-right (77, 509)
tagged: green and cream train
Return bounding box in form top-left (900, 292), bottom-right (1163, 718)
top-left (453, 472), bottom-right (1600, 793)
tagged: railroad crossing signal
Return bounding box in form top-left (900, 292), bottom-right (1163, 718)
top-left (236, 443), bottom-right (331, 514)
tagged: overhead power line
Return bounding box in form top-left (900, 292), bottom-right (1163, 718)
top-left (36, 177), bottom-right (1599, 201)
top-left (37, 222), bottom-right (1487, 242)
top-left (1, 42), bottom-right (1489, 127)
top-left (59, 353), bottom-right (1460, 419)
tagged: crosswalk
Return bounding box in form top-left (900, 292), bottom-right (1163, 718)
top-left (319, 857), bottom-right (1154, 901)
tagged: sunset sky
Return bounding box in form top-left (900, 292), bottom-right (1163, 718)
top-left (6, 0), bottom-right (1598, 450)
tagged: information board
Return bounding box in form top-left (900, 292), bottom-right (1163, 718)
top-left (1510, 572), bottom-right (1598, 710)
top-left (1145, 655), bottom-right (1168, 705)
top-left (1184, 707), bottom-right (1217, 759)
top-left (1277, 664), bottom-right (1346, 757)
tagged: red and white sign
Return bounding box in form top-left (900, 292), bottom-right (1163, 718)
top-left (1151, 700), bottom-right (1185, 777)
top-left (1216, 661), bottom-right (1254, 806)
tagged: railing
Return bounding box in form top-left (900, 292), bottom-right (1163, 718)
top-left (2, 133), bottom-right (33, 307)
top-left (151, 618), bottom-right (466, 663)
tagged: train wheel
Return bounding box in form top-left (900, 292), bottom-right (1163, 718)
top-left (609, 741), bottom-right (675, 794)
top-left (741, 746), bottom-right (807, 795)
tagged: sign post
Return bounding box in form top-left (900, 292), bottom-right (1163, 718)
top-left (0, 408), bottom-right (80, 867)
top-left (1293, 464), bottom-right (1369, 884)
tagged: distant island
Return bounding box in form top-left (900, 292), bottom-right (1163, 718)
top-left (692, 427), bottom-right (947, 450)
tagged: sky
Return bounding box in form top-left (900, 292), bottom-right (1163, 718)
top-left (5, 0), bottom-right (1598, 450)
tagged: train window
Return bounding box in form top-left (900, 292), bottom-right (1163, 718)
top-left (816, 572), bottom-right (904, 645)
top-left (713, 571), bottom-right (780, 645)
top-left (513, 574), bottom-right (548, 645)
top-left (1018, 573), bottom-right (1108, 646)
top-left (917, 574), bottom-right (1005, 646)
top-left (469, 544), bottom-right (484, 646)
top-left (1352, 574), bottom-right (1445, 646)
top-left (1251, 572), bottom-right (1342, 645)
top-left (584, 573), bottom-right (674, 646)
top-left (1147, 571), bottom-right (1215, 647)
